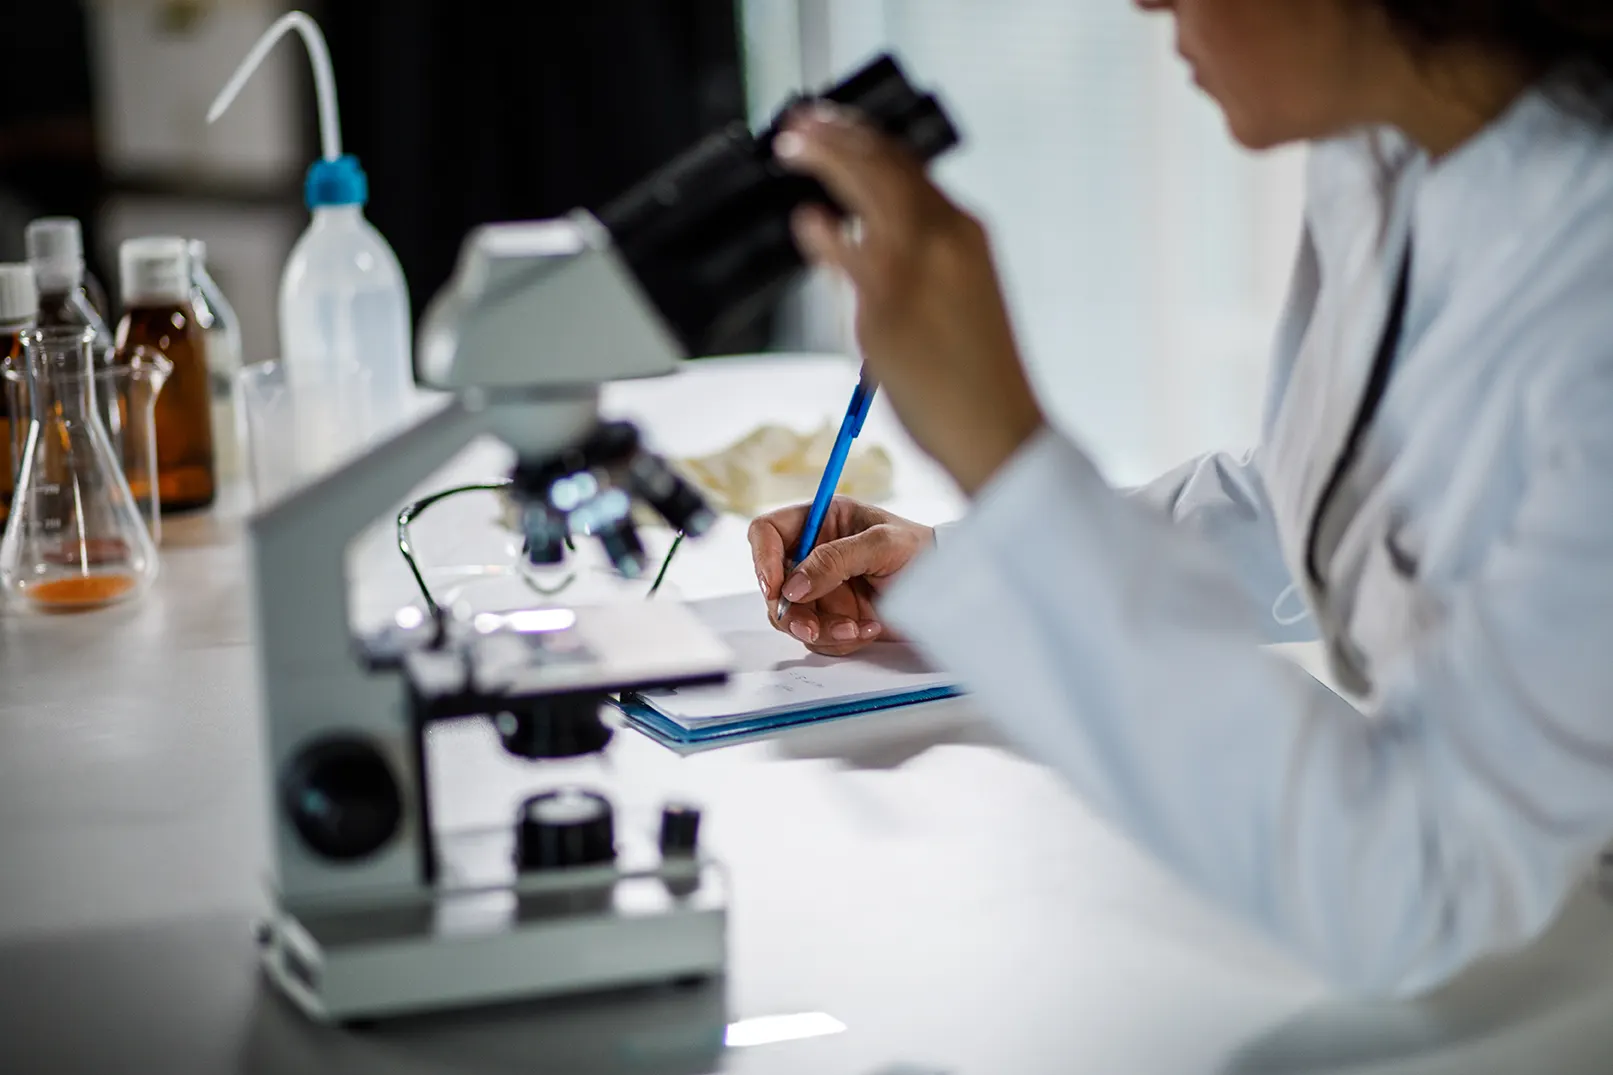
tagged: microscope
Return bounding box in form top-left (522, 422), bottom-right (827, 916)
top-left (249, 54), bottom-right (959, 1023)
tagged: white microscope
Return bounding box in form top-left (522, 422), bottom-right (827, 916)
top-left (248, 54), bottom-right (959, 1024)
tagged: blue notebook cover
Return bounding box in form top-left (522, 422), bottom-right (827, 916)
top-left (612, 685), bottom-right (965, 747)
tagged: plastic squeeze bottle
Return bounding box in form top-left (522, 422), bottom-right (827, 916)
top-left (207, 11), bottom-right (414, 474)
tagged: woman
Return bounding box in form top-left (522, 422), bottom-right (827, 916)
top-left (748, 0), bottom-right (1613, 995)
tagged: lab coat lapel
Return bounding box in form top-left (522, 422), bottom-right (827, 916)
top-left (1345, 109), bottom-right (1598, 583)
top-left (1266, 154), bottom-right (1419, 603)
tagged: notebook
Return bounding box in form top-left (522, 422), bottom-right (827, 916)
top-left (615, 593), bottom-right (963, 746)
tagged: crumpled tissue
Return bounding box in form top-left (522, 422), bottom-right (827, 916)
top-left (676, 421), bottom-right (893, 515)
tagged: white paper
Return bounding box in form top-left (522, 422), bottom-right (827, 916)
top-left (635, 594), bottom-right (956, 728)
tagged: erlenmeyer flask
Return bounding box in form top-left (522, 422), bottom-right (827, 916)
top-left (0, 327), bottom-right (158, 612)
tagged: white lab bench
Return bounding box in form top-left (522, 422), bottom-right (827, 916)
top-left (3, 354), bottom-right (1613, 1074)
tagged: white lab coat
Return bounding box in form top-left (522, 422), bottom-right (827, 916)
top-left (881, 85), bottom-right (1613, 996)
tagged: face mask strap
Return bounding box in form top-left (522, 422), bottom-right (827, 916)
top-left (1271, 583), bottom-right (1311, 627)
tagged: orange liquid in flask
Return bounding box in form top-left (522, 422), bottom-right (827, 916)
top-left (23, 573), bottom-right (138, 610)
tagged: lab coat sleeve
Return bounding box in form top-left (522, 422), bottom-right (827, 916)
top-left (1129, 449), bottom-right (1311, 642)
top-left (880, 400), bottom-right (1613, 996)
top-left (943, 449), bottom-right (1305, 640)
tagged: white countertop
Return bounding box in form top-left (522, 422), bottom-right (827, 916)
top-left (3, 354), bottom-right (1613, 1074)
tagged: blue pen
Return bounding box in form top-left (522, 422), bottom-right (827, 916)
top-left (774, 366), bottom-right (878, 623)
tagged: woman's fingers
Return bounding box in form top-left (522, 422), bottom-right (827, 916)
top-left (750, 499), bottom-right (928, 652)
top-left (775, 583), bottom-right (882, 655)
top-left (777, 106), bottom-right (945, 252)
top-left (781, 528), bottom-right (893, 604)
top-left (856, 585), bottom-right (884, 631)
top-left (747, 521), bottom-right (784, 600)
top-left (747, 507), bottom-right (809, 600)
top-left (820, 612), bottom-right (862, 643)
top-left (778, 601), bottom-right (819, 643)
top-left (777, 108), bottom-right (909, 225)
top-left (804, 585), bottom-right (883, 655)
top-left (790, 205), bottom-right (868, 286)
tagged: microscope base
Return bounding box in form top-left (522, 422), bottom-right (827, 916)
top-left (257, 859), bottom-right (727, 1023)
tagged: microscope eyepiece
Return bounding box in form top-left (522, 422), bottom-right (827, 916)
top-left (598, 52), bottom-right (961, 357)
top-left (808, 54), bottom-right (957, 160)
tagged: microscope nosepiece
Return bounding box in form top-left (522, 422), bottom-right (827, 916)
top-left (508, 420), bottom-right (713, 579)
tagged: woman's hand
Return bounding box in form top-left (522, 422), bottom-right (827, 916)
top-left (776, 105), bottom-right (1046, 496)
top-left (748, 497), bottom-right (934, 656)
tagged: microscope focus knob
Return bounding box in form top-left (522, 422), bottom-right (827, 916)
top-left (282, 737), bottom-right (404, 861)
top-left (495, 696), bottom-right (614, 759)
top-left (516, 789), bottom-right (616, 871)
top-left (659, 803), bottom-right (701, 858)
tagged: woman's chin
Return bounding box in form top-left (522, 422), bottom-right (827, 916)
top-left (1220, 109), bottom-right (1298, 153)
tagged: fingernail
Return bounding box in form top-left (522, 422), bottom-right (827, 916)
top-left (860, 622), bottom-right (882, 640)
top-left (756, 570), bottom-right (769, 596)
top-left (790, 620), bottom-right (816, 643)
top-left (831, 621), bottom-right (858, 642)
top-left (783, 574), bottom-right (810, 602)
top-left (775, 130), bottom-right (806, 160)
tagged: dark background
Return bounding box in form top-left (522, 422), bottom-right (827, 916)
top-left (321, 0), bottom-right (762, 348)
top-left (0, 0), bottom-right (768, 352)
top-left (0, 2), bottom-right (106, 280)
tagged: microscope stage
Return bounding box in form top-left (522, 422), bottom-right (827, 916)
top-left (404, 600), bottom-right (735, 705)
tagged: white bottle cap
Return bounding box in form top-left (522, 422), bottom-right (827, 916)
top-left (25, 217), bottom-right (86, 292)
top-left (120, 236), bottom-right (192, 307)
top-left (0, 263), bottom-right (38, 326)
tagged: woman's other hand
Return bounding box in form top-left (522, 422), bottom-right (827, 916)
top-left (776, 105), bottom-right (1046, 496)
top-left (748, 497), bottom-right (934, 656)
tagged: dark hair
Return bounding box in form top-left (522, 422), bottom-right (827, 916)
top-left (1377, 1), bottom-right (1613, 118)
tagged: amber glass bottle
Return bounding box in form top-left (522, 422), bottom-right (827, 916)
top-left (0, 264), bottom-right (39, 527)
top-left (114, 238), bottom-right (215, 513)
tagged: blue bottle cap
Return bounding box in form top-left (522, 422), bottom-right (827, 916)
top-left (304, 154), bottom-right (369, 209)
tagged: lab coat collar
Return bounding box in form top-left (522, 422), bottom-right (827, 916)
top-left (1406, 84), bottom-right (1590, 350)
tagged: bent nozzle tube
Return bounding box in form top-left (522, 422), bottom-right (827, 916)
top-left (208, 10), bottom-right (342, 163)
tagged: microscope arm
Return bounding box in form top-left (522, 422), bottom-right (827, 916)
top-left (248, 391), bottom-right (599, 904)
top-left (251, 397), bottom-right (479, 673)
